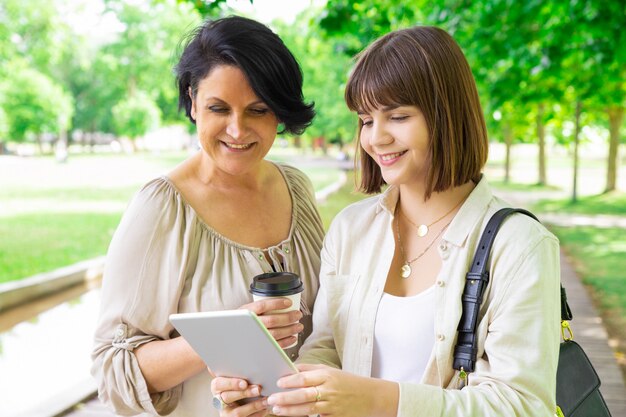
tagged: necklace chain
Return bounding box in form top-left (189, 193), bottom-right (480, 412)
top-left (401, 196), bottom-right (464, 237)
top-left (395, 207), bottom-right (452, 279)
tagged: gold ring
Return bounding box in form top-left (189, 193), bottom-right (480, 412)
top-left (313, 386), bottom-right (322, 402)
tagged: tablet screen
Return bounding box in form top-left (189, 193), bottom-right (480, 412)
top-left (170, 309), bottom-right (298, 396)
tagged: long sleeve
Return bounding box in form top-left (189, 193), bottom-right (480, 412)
top-left (297, 221), bottom-right (342, 368)
top-left (91, 179), bottom-right (193, 416)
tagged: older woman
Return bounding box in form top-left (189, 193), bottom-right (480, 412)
top-left (91, 16), bottom-right (324, 417)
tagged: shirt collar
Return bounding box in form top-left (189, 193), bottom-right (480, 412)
top-left (374, 175), bottom-right (494, 247)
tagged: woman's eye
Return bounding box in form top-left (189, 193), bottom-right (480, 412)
top-left (391, 115), bottom-right (409, 121)
top-left (208, 106), bottom-right (228, 113)
top-left (361, 119), bottom-right (373, 127)
top-left (249, 108), bottom-right (270, 116)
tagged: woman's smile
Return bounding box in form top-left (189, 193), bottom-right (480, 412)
top-left (221, 141), bottom-right (256, 151)
top-left (378, 150), bottom-right (407, 165)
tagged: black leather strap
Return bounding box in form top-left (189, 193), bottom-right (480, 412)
top-left (453, 208), bottom-right (571, 374)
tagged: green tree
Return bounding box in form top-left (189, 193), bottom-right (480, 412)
top-left (274, 15), bottom-right (355, 150)
top-left (1, 63), bottom-right (74, 153)
top-left (112, 90), bottom-right (162, 150)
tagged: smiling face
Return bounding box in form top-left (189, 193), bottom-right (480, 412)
top-left (190, 65), bottom-right (279, 177)
top-left (358, 105), bottom-right (430, 189)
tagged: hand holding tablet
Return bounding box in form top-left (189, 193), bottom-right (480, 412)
top-left (169, 309), bottom-right (299, 397)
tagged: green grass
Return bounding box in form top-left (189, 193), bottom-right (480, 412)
top-left (550, 226), bottom-right (626, 318)
top-left (0, 213), bottom-right (122, 283)
top-left (490, 180), bottom-right (561, 192)
top-left (533, 192), bottom-right (626, 216)
top-left (317, 173), bottom-right (368, 229)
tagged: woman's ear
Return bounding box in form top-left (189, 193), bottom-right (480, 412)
top-left (188, 87), bottom-right (196, 121)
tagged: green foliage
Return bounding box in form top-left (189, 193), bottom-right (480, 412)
top-left (274, 15), bottom-right (356, 143)
top-left (112, 91), bottom-right (162, 139)
top-left (171, 0), bottom-right (249, 16)
top-left (0, 107), bottom-right (8, 140)
top-left (1, 62), bottom-right (74, 142)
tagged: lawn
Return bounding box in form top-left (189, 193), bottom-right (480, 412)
top-left (534, 192), bottom-right (626, 216)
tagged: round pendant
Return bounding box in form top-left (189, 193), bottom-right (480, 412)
top-left (417, 224), bottom-right (428, 237)
top-left (401, 263), bottom-right (412, 279)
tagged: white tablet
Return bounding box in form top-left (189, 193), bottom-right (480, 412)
top-left (169, 309), bottom-right (298, 396)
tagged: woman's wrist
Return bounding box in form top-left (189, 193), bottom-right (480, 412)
top-left (367, 377), bottom-right (399, 417)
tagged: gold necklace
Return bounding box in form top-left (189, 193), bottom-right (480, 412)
top-left (401, 196), bottom-right (465, 237)
top-left (395, 210), bottom-right (451, 279)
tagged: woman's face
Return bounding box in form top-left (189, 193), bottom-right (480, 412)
top-left (358, 105), bottom-right (430, 188)
top-left (191, 65), bottom-right (279, 176)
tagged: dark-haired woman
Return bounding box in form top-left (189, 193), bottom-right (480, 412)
top-left (91, 16), bottom-right (323, 416)
top-left (214, 26), bottom-right (560, 417)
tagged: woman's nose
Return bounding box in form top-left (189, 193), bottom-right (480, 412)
top-left (368, 121), bottom-right (392, 146)
top-left (225, 113), bottom-right (245, 139)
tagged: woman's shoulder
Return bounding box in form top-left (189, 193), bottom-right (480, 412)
top-left (482, 201), bottom-right (560, 261)
top-left (118, 176), bottom-right (185, 231)
top-left (274, 162), bottom-right (316, 201)
top-left (330, 194), bottom-right (382, 227)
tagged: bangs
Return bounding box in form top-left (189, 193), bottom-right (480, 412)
top-left (345, 37), bottom-right (420, 113)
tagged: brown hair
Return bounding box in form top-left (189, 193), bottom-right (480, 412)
top-left (345, 26), bottom-right (488, 198)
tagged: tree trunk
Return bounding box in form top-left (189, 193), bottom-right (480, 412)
top-left (36, 135), bottom-right (44, 155)
top-left (536, 103), bottom-right (547, 186)
top-left (503, 122), bottom-right (513, 183)
top-left (605, 106), bottom-right (624, 193)
top-left (572, 101), bottom-right (582, 203)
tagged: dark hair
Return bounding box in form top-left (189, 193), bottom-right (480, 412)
top-left (345, 26), bottom-right (488, 198)
top-left (175, 16), bottom-right (315, 135)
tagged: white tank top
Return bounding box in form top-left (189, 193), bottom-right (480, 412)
top-left (371, 286), bottom-right (436, 383)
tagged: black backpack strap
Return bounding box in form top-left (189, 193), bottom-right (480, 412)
top-left (453, 208), bottom-right (550, 374)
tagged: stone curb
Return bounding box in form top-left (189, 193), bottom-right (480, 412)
top-left (0, 256), bottom-right (105, 313)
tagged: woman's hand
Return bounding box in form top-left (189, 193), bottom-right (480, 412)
top-left (239, 298), bottom-right (303, 349)
top-left (267, 364), bottom-right (399, 417)
top-left (211, 375), bottom-right (269, 417)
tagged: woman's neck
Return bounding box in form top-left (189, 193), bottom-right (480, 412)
top-left (192, 152), bottom-right (273, 192)
top-left (397, 181), bottom-right (476, 226)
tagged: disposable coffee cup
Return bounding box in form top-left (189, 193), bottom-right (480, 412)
top-left (250, 272), bottom-right (303, 348)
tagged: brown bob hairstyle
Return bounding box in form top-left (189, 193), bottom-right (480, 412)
top-left (345, 26), bottom-right (488, 198)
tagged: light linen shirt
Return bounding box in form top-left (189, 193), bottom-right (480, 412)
top-left (91, 163), bottom-right (324, 417)
top-left (298, 176), bottom-right (561, 416)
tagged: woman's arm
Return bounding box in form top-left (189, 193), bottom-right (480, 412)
top-left (138, 298), bottom-right (303, 393)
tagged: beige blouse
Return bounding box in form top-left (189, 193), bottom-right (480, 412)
top-left (91, 163), bottom-right (324, 416)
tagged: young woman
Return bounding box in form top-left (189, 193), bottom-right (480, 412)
top-left (91, 16), bottom-right (324, 416)
top-left (213, 26), bottom-right (561, 417)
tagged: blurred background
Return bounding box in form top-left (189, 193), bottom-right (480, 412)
top-left (0, 0), bottom-right (625, 416)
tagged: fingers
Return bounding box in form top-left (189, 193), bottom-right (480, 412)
top-left (241, 298), bottom-right (296, 315)
top-left (268, 387), bottom-right (322, 417)
top-left (220, 385), bottom-right (262, 404)
top-left (212, 376), bottom-right (248, 393)
top-left (267, 321), bottom-right (304, 342)
top-left (258, 308), bottom-right (302, 329)
top-left (222, 397), bottom-right (269, 417)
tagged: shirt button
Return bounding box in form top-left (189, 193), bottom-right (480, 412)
top-left (116, 328), bottom-right (125, 337)
top-left (439, 242), bottom-right (448, 251)
top-left (437, 334), bottom-right (445, 341)
top-left (436, 280), bottom-right (445, 287)
top-left (258, 253), bottom-right (264, 260)
top-left (284, 247), bottom-right (290, 254)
